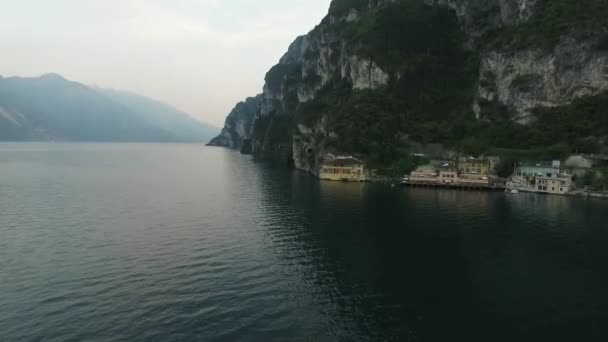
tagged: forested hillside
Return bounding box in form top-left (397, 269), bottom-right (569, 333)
top-left (211, 0), bottom-right (608, 174)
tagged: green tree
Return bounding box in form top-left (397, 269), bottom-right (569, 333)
top-left (495, 158), bottom-right (517, 178)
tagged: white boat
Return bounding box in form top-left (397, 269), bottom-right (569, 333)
top-left (509, 189), bottom-right (520, 194)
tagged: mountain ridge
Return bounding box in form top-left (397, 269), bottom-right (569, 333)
top-left (210, 0), bottom-right (608, 175)
top-left (96, 87), bottom-right (219, 143)
top-left (0, 74), bottom-right (219, 142)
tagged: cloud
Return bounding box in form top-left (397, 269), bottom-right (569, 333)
top-left (125, 0), bottom-right (325, 47)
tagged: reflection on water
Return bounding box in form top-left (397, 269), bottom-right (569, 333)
top-left (256, 171), bottom-right (608, 341)
top-left (1, 144), bottom-right (607, 342)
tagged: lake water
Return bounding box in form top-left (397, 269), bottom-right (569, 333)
top-left (1, 143), bottom-right (607, 341)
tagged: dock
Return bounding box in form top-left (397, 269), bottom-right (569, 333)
top-left (401, 181), bottom-right (506, 191)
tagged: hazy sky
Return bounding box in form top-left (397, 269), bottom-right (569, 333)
top-left (0, 0), bottom-right (330, 126)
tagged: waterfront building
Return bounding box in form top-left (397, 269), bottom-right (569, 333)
top-left (438, 169), bottom-right (458, 184)
top-left (409, 165), bottom-right (438, 184)
top-left (319, 154), bottom-right (367, 182)
top-left (458, 157), bottom-right (491, 176)
top-left (508, 160), bottom-right (574, 195)
top-left (515, 160), bottom-right (561, 178)
top-left (409, 164), bottom-right (494, 188)
top-left (536, 175), bottom-right (573, 195)
top-left (459, 174), bottom-right (491, 187)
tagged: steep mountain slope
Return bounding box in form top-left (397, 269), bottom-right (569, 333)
top-left (213, 0), bottom-right (608, 174)
top-left (207, 94), bottom-right (262, 149)
top-left (97, 88), bottom-right (219, 143)
top-left (0, 74), bottom-right (218, 142)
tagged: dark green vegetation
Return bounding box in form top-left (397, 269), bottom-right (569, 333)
top-left (292, 0), bottom-right (608, 175)
top-left (494, 158), bottom-right (517, 179)
top-left (221, 0), bottom-right (608, 176)
top-left (340, 0), bottom-right (467, 71)
top-left (298, 1), bottom-right (479, 173)
top-left (576, 168), bottom-right (608, 190)
top-left (472, 91), bottom-right (608, 158)
top-left (488, 0), bottom-right (608, 50)
top-left (0, 74), bottom-right (217, 142)
top-left (265, 64), bottom-right (301, 93)
top-left (329, 0), bottom-right (371, 16)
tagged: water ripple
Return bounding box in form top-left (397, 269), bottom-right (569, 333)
top-left (1, 144), bottom-right (608, 341)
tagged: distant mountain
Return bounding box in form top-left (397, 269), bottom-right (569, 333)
top-left (0, 73), bottom-right (218, 142)
top-left (96, 88), bottom-right (219, 143)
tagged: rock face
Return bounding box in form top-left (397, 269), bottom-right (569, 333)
top-left (213, 0), bottom-right (453, 168)
top-left (212, 0), bottom-right (608, 173)
top-left (443, 0), bottom-right (608, 123)
top-left (243, 1), bottom-right (393, 164)
top-left (292, 118), bottom-right (331, 174)
top-left (476, 34), bottom-right (608, 123)
top-left (208, 95), bottom-right (262, 149)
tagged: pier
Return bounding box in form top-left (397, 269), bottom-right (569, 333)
top-left (401, 181), bottom-right (506, 191)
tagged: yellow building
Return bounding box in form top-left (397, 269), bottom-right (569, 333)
top-left (319, 155), bottom-right (367, 182)
top-left (458, 158), bottom-right (491, 176)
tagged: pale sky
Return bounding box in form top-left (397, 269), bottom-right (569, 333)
top-left (0, 0), bottom-right (330, 126)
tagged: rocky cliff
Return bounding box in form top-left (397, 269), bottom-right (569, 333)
top-left (476, 32), bottom-right (608, 123)
top-left (208, 94), bottom-right (262, 149)
top-left (213, 0), bottom-right (608, 174)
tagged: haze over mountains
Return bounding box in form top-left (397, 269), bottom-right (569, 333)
top-left (0, 73), bottom-right (218, 142)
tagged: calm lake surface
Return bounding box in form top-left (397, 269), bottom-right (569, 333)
top-left (1, 143), bottom-right (608, 341)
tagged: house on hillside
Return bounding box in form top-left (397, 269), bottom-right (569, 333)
top-left (430, 159), bottom-right (455, 170)
top-left (458, 157), bottom-right (491, 176)
top-left (318, 154), bottom-right (368, 182)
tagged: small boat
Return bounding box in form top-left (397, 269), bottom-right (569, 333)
top-left (509, 189), bottom-right (520, 194)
